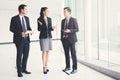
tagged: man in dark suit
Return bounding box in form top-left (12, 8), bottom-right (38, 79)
top-left (61, 7), bottom-right (79, 74)
top-left (10, 4), bottom-right (32, 77)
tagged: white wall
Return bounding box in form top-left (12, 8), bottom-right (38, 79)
top-left (0, 0), bottom-right (64, 43)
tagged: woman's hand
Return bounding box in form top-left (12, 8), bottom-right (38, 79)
top-left (38, 20), bottom-right (42, 26)
top-left (29, 31), bottom-right (34, 35)
top-left (52, 25), bottom-right (57, 29)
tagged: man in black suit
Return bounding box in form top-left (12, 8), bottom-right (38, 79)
top-left (10, 4), bottom-right (32, 77)
top-left (61, 7), bottom-right (79, 74)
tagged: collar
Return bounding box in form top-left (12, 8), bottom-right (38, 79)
top-left (65, 17), bottom-right (71, 21)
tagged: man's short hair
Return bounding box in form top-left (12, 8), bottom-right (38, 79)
top-left (64, 7), bottom-right (71, 13)
top-left (18, 4), bottom-right (27, 12)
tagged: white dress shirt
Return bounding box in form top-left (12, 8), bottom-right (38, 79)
top-left (19, 15), bottom-right (27, 31)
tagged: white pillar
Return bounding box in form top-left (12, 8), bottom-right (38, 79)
top-left (61, 0), bottom-right (64, 19)
top-left (84, 0), bottom-right (92, 60)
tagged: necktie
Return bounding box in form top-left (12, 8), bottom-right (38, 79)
top-left (22, 17), bottom-right (27, 32)
top-left (63, 19), bottom-right (69, 38)
top-left (66, 19), bottom-right (69, 28)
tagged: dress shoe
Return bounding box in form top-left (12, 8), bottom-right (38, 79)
top-left (71, 69), bottom-right (77, 74)
top-left (46, 69), bottom-right (49, 72)
top-left (22, 71), bottom-right (31, 74)
top-left (62, 68), bottom-right (70, 72)
top-left (43, 67), bottom-right (49, 74)
top-left (17, 73), bottom-right (23, 77)
top-left (43, 69), bottom-right (49, 74)
top-left (43, 71), bottom-right (47, 74)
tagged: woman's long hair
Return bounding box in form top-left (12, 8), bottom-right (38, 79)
top-left (40, 7), bottom-right (48, 19)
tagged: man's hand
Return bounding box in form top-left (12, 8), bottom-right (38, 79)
top-left (25, 31), bottom-right (34, 35)
top-left (64, 29), bottom-right (71, 33)
top-left (21, 32), bottom-right (25, 37)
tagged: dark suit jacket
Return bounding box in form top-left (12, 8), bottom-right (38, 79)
top-left (37, 17), bottom-right (53, 39)
top-left (10, 15), bottom-right (32, 43)
top-left (61, 17), bottom-right (79, 43)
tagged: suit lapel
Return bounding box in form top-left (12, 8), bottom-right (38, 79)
top-left (42, 18), bottom-right (47, 27)
top-left (67, 17), bottom-right (72, 28)
top-left (24, 16), bottom-right (28, 29)
top-left (63, 17), bottom-right (71, 29)
top-left (63, 19), bottom-right (66, 29)
top-left (16, 15), bottom-right (22, 28)
top-left (47, 17), bottom-right (49, 27)
top-left (43, 17), bottom-right (48, 28)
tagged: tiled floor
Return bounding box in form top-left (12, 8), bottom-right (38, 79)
top-left (0, 41), bottom-right (115, 80)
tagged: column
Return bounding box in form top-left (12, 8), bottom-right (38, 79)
top-left (84, 0), bottom-right (92, 60)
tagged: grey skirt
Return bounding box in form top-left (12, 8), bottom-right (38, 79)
top-left (39, 38), bottom-right (52, 51)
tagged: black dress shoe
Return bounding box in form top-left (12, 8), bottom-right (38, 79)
top-left (43, 71), bottom-right (47, 74)
top-left (22, 71), bottom-right (31, 74)
top-left (71, 69), bottom-right (77, 74)
top-left (62, 68), bottom-right (70, 72)
top-left (17, 73), bottom-right (23, 77)
top-left (46, 69), bottom-right (49, 72)
top-left (43, 69), bottom-right (49, 74)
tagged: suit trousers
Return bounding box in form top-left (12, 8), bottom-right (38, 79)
top-left (61, 38), bottom-right (77, 70)
top-left (15, 38), bottom-right (30, 73)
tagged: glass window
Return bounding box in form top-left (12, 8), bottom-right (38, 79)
top-left (64, 0), bottom-right (85, 57)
